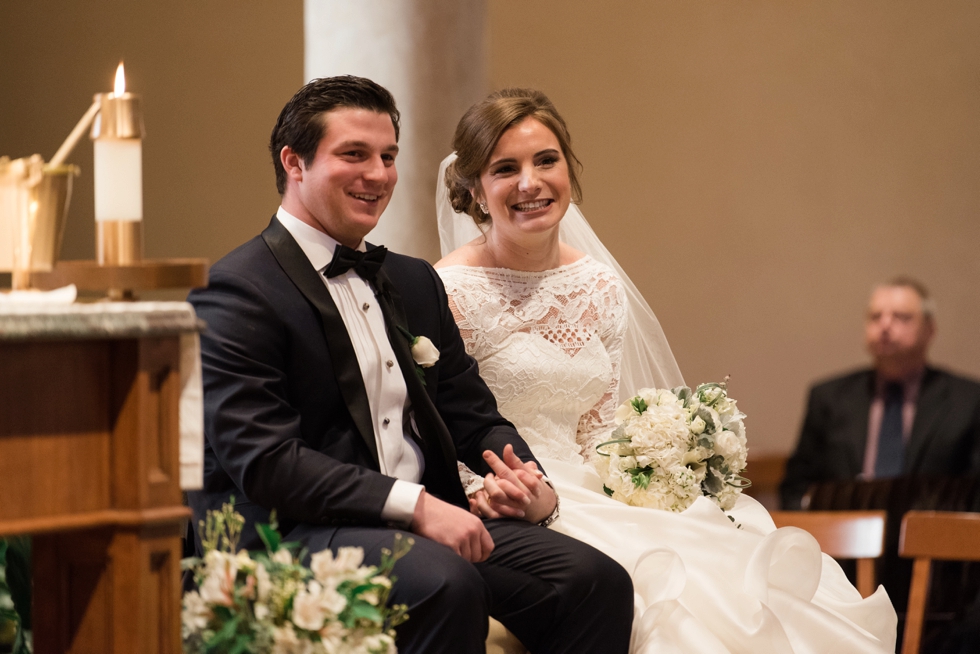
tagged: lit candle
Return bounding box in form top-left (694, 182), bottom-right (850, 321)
top-left (90, 62), bottom-right (145, 265)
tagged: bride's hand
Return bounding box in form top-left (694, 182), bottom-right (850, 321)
top-left (481, 445), bottom-right (557, 523)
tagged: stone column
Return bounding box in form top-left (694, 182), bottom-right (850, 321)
top-left (305, 0), bottom-right (487, 262)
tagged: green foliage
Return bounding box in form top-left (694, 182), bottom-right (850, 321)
top-left (628, 466), bottom-right (654, 490)
top-left (0, 537), bottom-right (31, 654)
top-left (630, 396), bottom-right (648, 415)
top-left (183, 503), bottom-right (412, 654)
top-left (198, 497), bottom-right (244, 554)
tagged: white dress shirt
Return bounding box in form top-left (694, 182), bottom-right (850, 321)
top-left (276, 208), bottom-right (424, 525)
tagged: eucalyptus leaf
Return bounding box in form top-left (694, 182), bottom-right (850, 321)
top-left (703, 470), bottom-right (725, 495)
top-left (696, 406), bottom-right (716, 432)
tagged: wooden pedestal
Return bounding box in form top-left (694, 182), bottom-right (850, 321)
top-left (0, 334), bottom-right (192, 653)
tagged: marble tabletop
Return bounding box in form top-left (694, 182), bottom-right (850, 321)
top-left (0, 301), bottom-right (204, 340)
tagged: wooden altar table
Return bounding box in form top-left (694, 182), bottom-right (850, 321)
top-left (0, 303), bottom-right (202, 653)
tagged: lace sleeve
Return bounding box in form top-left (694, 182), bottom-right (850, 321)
top-left (575, 275), bottom-right (628, 462)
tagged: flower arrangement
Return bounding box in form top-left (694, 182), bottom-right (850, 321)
top-left (181, 500), bottom-right (412, 654)
top-left (596, 381), bottom-right (750, 512)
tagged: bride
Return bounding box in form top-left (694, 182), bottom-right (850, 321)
top-left (434, 88), bottom-right (897, 653)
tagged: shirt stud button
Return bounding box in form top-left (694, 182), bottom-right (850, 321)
top-left (383, 417), bottom-right (391, 426)
top-left (386, 360), bottom-right (394, 368)
top-left (362, 302), bottom-right (370, 311)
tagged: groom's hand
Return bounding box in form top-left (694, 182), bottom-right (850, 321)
top-left (411, 489), bottom-right (495, 562)
top-left (479, 445), bottom-right (557, 524)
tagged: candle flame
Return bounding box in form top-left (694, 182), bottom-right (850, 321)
top-left (114, 62), bottom-right (126, 95)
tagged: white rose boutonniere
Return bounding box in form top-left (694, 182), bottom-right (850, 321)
top-left (396, 325), bottom-right (439, 385)
top-left (411, 335), bottom-right (439, 367)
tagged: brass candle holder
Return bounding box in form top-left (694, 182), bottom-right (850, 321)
top-left (90, 64), bottom-right (145, 268)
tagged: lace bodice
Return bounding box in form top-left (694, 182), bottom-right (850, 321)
top-left (440, 256), bottom-right (627, 467)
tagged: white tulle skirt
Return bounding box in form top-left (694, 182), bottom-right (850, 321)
top-left (541, 458), bottom-right (897, 654)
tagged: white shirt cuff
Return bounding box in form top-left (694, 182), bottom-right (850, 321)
top-left (381, 480), bottom-right (425, 527)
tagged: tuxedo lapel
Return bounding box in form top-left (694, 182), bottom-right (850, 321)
top-left (907, 368), bottom-right (948, 472)
top-left (261, 218), bottom-right (379, 464)
top-left (374, 267), bottom-right (467, 507)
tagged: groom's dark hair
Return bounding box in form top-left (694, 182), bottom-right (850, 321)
top-left (270, 76), bottom-right (401, 195)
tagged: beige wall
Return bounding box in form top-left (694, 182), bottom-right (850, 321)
top-left (0, 0), bottom-right (303, 266)
top-left (488, 0), bottom-right (980, 454)
top-left (3, 1), bottom-right (978, 457)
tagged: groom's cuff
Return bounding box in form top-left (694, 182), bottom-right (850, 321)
top-left (381, 480), bottom-right (425, 527)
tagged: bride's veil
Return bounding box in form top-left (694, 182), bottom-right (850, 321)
top-left (436, 153), bottom-right (685, 394)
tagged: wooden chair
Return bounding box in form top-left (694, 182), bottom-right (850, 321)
top-left (770, 510), bottom-right (887, 598)
top-left (898, 511), bottom-right (980, 654)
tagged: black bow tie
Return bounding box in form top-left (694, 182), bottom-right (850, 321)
top-left (323, 244), bottom-right (388, 282)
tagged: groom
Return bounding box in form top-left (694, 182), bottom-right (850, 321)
top-left (187, 76), bottom-right (633, 653)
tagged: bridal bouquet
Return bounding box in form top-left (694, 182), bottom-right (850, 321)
top-left (596, 381), bottom-right (750, 512)
top-left (181, 500), bottom-right (411, 654)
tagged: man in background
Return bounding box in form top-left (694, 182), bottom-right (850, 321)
top-left (781, 277), bottom-right (980, 509)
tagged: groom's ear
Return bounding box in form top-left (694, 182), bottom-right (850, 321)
top-left (281, 146), bottom-right (305, 182)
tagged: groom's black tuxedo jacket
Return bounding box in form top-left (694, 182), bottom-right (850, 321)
top-left (187, 217), bottom-right (536, 545)
top-left (780, 366), bottom-right (980, 509)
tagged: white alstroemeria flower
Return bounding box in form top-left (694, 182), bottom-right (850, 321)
top-left (334, 546), bottom-right (365, 572)
top-left (255, 562), bottom-right (271, 602)
top-left (181, 590), bottom-right (212, 632)
top-left (272, 548), bottom-right (293, 565)
top-left (271, 623), bottom-right (304, 654)
top-left (411, 335), bottom-right (440, 367)
top-left (199, 553), bottom-right (236, 606)
top-left (292, 581), bottom-right (327, 631)
top-left (320, 584), bottom-right (348, 615)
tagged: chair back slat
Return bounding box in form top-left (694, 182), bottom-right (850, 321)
top-left (899, 511), bottom-right (980, 654)
top-left (770, 510), bottom-right (886, 558)
top-left (770, 510), bottom-right (886, 598)
top-left (899, 511), bottom-right (980, 560)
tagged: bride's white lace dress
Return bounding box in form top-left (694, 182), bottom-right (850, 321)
top-left (439, 257), bottom-right (897, 654)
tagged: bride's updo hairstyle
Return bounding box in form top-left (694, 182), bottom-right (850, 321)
top-left (446, 88), bottom-right (583, 224)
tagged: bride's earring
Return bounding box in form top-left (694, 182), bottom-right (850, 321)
top-left (479, 202), bottom-right (488, 215)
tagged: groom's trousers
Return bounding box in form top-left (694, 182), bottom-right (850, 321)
top-left (289, 518), bottom-right (634, 654)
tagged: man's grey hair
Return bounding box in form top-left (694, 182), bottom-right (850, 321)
top-left (873, 276), bottom-right (936, 319)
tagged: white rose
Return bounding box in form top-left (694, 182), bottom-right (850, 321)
top-left (411, 336), bottom-right (439, 367)
top-left (713, 430), bottom-right (740, 459)
top-left (273, 548), bottom-right (293, 565)
top-left (292, 582), bottom-right (327, 631)
top-left (690, 415), bottom-right (706, 435)
top-left (614, 400), bottom-right (636, 424)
